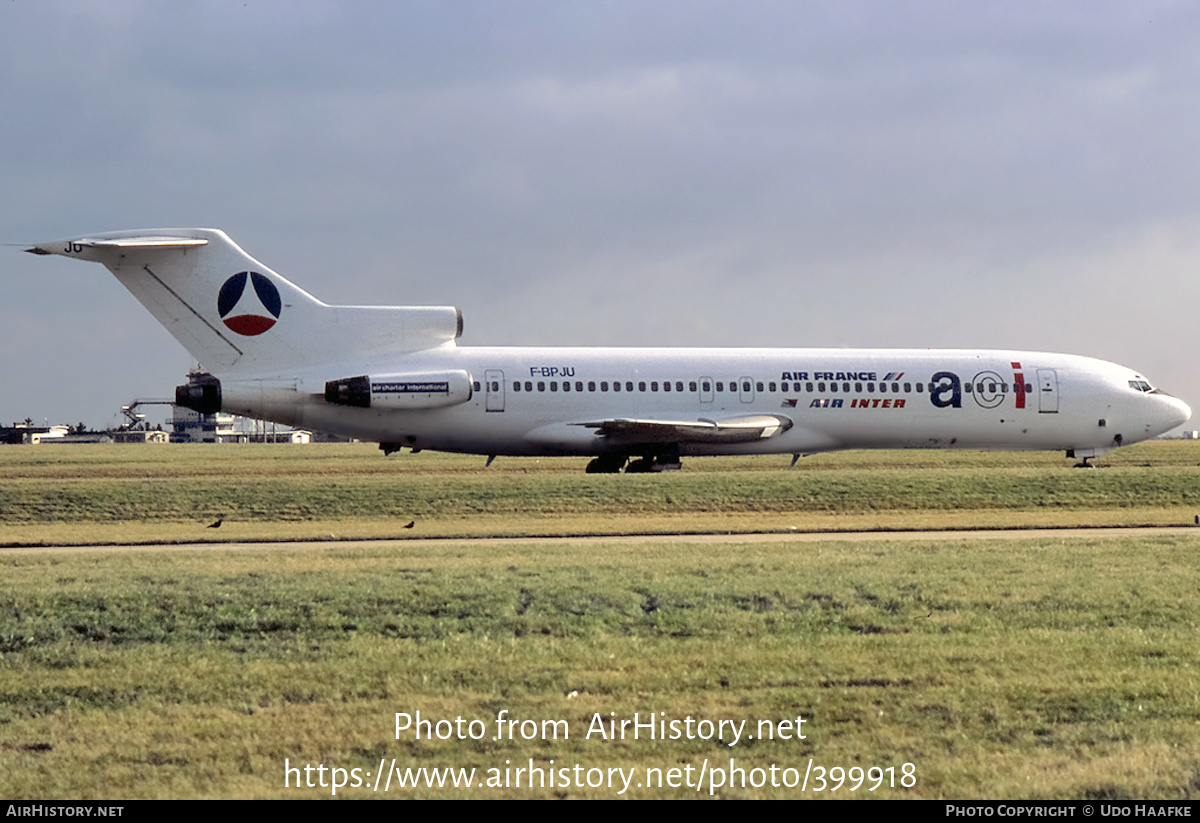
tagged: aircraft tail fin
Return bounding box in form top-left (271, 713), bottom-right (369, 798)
top-left (27, 229), bottom-right (462, 377)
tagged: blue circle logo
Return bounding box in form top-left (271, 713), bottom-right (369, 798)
top-left (218, 272), bottom-right (282, 336)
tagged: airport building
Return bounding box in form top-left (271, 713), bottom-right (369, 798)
top-left (169, 407), bottom-right (241, 444)
top-left (0, 424), bottom-right (71, 445)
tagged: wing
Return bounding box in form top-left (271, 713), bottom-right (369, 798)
top-left (572, 414), bottom-right (793, 444)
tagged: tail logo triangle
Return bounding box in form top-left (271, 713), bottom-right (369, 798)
top-left (218, 271), bottom-right (282, 336)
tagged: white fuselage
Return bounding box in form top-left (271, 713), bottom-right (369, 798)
top-left (222, 345), bottom-right (1190, 460)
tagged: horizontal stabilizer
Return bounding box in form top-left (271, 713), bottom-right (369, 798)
top-left (27, 236), bottom-right (208, 255)
top-left (88, 237), bottom-right (209, 249)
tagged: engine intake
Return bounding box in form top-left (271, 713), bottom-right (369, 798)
top-left (175, 373), bottom-right (222, 414)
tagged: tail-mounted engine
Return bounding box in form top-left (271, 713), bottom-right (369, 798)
top-left (175, 372), bottom-right (222, 414)
top-left (325, 370), bottom-right (472, 410)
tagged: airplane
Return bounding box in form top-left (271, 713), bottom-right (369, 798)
top-left (27, 229), bottom-right (1191, 472)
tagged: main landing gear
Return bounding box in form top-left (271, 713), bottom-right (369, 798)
top-left (585, 453), bottom-right (682, 473)
top-left (585, 454), bottom-right (624, 473)
top-left (626, 455), bottom-right (682, 473)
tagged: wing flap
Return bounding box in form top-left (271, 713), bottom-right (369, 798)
top-left (574, 414), bottom-right (793, 444)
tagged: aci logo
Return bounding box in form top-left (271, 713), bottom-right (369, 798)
top-left (217, 271), bottom-right (282, 336)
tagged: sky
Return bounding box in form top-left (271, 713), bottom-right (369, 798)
top-left (3, 1), bottom-right (1199, 431)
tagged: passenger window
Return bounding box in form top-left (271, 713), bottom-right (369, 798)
top-left (513, 382), bottom-right (521, 392)
top-left (562, 382), bottom-right (570, 392)
top-left (576, 381), bottom-right (583, 392)
top-left (626, 381), bottom-right (634, 392)
top-left (804, 382), bottom-right (811, 392)
top-left (525, 381), bottom-right (533, 392)
top-left (601, 382), bottom-right (608, 392)
top-left (769, 382), bottom-right (777, 392)
top-left (538, 382), bottom-right (545, 392)
top-left (474, 381), bottom-right (482, 392)
top-left (855, 382), bottom-right (862, 392)
top-left (755, 381), bottom-right (763, 392)
top-left (867, 382), bottom-right (874, 392)
top-left (699, 382), bottom-right (707, 392)
top-left (716, 382), bottom-right (724, 392)
top-left (676, 381), bottom-right (684, 392)
top-left (639, 382), bottom-right (647, 392)
top-left (891, 383), bottom-right (899, 392)
top-left (903, 383), bottom-right (911, 392)
top-left (588, 381), bottom-right (596, 392)
top-left (613, 382), bottom-right (621, 392)
top-left (817, 382), bottom-right (825, 392)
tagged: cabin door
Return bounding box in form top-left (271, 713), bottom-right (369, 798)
top-left (485, 369), bottom-right (505, 412)
top-left (1037, 369), bottom-right (1058, 413)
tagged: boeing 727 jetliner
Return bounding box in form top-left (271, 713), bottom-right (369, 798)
top-left (28, 229), bottom-right (1190, 472)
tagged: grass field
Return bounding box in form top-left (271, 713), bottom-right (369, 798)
top-left (2, 441), bottom-right (1199, 545)
top-left (1, 442), bottom-right (1199, 798)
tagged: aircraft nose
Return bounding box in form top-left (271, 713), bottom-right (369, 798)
top-left (1155, 394), bottom-right (1192, 433)
top-left (1167, 395), bottom-right (1192, 429)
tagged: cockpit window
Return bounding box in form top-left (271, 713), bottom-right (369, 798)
top-left (1128, 380), bottom-right (1154, 392)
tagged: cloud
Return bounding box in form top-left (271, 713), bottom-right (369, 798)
top-left (3, 1), bottom-right (1200, 426)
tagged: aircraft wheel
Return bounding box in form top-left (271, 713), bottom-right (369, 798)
top-left (586, 455), bottom-right (626, 474)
